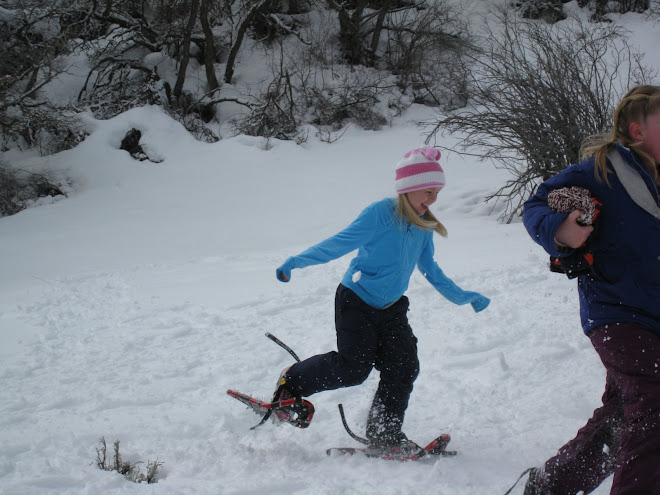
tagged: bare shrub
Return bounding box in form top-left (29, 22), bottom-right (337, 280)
top-left (612, 0), bottom-right (650, 13)
top-left (514, 0), bottom-right (566, 22)
top-left (0, 3), bottom-right (88, 154)
top-left (235, 55), bottom-right (397, 140)
top-left (304, 67), bottom-right (392, 132)
top-left (516, 0), bottom-right (649, 22)
top-left (80, 59), bottom-right (168, 120)
top-left (234, 67), bottom-right (301, 141)
top-left (235, 1), bottom-right (467, 141)
top-left (1, 104), bottom-right (88, 155)
top-left (584, 0), bottom-right (650, 16)
top-left (95, 437), bottom-right (163, 484)
top-left (0, 159), bottom-right (68, 217)
top-left (382, 0), bottom-right (472, 109)
top-left (422, 8), bottom-right (654, 222)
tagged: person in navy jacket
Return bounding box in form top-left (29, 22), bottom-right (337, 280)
top-left (273, 147), bottom-right (490, 449)
top-left (518, 85), bottom-right (660, 495)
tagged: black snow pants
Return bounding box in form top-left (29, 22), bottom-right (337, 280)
top-left (285, 284), bottom-right (420, 444)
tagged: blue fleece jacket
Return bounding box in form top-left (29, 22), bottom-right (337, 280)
top-left (523, 144), bottom-right (660, 336)
top-left (276, 198), bottom-right (489, 312)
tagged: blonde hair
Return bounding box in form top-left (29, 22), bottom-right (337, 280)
top-left (395, 194), bottom-right (448, 237)
top-left (581, 85), bottom-right (660, 186)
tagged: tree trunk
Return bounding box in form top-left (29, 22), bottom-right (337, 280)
top-left (103, 0), bottom-right (112, 18)
top-left (224, 0), bottom-right (269, 85)
top-left (173, 0), bottom-right (201, 100)
top-left (327, 0), bottom-right (367, 65)
top-left (200, 0), bottom-right (219, 92)
top-left (368, 0), bottom-right (393, 66)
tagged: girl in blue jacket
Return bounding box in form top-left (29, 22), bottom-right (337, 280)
top-left (517, 85), bottom-right (660, 495)
top-left (274, 147), bottom-right (490, 449)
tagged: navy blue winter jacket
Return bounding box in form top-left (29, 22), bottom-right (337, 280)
top-left (523, 144), bottom-right (660, 336)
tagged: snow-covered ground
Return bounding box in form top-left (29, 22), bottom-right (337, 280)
top-left (1, 8), bottom-right (659, 495)
top-left (0, 102), bottom-right (609, 494)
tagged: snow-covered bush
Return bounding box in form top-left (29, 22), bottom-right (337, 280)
top-left (381, 0), bottom-right (472, 109)
top-left (0, 0), bottom-right (654, 152)
top-left (0, 159), bottom-right (68, 217)
top-left (0, 3), bottom-right (88, 154)
top-left (516, 0), bottom-right (650, 21)
top-left (423, 7), bottom-right (655, 222)
top-left (304, 67), bottom-right (390, 132)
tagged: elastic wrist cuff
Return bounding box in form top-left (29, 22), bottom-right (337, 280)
top-left (553, 238), bottom-right (573, 254)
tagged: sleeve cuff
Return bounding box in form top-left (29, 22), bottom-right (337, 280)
top-left (553, 238), bottom-right (574, 255)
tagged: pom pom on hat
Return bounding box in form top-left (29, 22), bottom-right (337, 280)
top-left (395, 147), bottom-right (445, 194)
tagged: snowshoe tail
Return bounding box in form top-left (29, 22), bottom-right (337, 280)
top-left (422, 434), bottom-right (456, 457)
top-left (326, 434), bottom-right (456, 461)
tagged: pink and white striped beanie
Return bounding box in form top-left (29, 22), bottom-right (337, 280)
top-left (395, 147), bottom-right (445, 194)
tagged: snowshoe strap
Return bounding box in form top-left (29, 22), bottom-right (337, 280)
top-left (250, 408), bottom-right (274, 430)
top-left (266, 332), bottom-right (301, 362)
top-left (503, 467), bottom-right (535, 495)
top-left (249, 381), bottom-right (288, 430)
top-left (337, 403), bottom-right (369, 444)
top-left (250, 332), bottom-right (302, 430)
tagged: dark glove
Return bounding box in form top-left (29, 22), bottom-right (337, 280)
top-left (549, 249), bottom-right (594, 279)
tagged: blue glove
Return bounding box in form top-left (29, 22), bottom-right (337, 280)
top-left (470, 294), bottom-right (490, 313)
top-left (276, 258), bottom-right (294, 282)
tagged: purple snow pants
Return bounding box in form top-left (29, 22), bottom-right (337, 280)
top-left (535, 322), bottom-right (660, 495)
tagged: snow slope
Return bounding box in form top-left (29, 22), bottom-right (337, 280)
top-left (0, 102), bottom-right (610, 495)
top-left (1, 7), bottom-right (659, 495)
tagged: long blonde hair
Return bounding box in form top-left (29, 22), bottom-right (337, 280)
top-left (395, 194), bottom-right (448, 237)
top-left (581, 85), bottom-right (660, 186)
